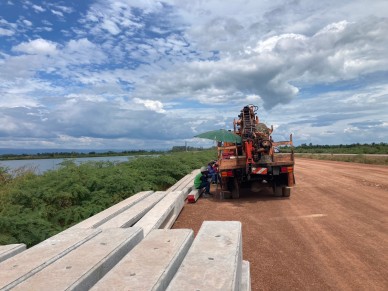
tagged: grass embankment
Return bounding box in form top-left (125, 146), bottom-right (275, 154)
top-left (0, 150), bottom-right (216, 247)
top-left (296, 153), bottom-right (388, 165)
top-left (279, 143), bottom-right (388, 165)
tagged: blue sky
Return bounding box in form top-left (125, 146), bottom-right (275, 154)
top-left (0, 0), bottom-right (387, 150)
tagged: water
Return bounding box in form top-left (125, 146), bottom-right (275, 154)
top-left (0, 156), bottom-right (137, 174)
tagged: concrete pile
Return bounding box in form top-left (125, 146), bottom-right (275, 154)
top-left (0, 169), bottom-right (251, 290)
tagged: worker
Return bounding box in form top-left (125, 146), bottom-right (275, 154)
top-left (207, 161), bottom-right (216, 183)
top-left (194, 166), bottom-right (211, 197)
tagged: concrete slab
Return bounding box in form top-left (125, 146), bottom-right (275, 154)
top-left (160, 190), bottom-right (186, 229)
top-left (241, 260), bottom-right (251, 291)
top-left (187, 189), bottom-right (201, 203)
top-left (91, 229), bottom-right (194, 291)
top-left (0, 228), bottom-right (100, 290)
top-left (166, 174), bottom-right (192, 192)
top-left (166, 221), bottom-right (243, 291)
top-left (98, 192), bottom-right (166, 229)
top-left (0, 244), bottom-right (26, 263)
top-left (134, 191), bottom-right (184, 236)
top-left (69, 191), bottom-right (153, 229)
top-left (12, 228), bottom-right (143, 291)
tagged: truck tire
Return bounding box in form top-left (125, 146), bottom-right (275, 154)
top-left (231, 177), bottom-right (240, 199)
top-left (282, 186), bottom-right (291, 197)
top-left (273, 185), bottom-right (282, 197)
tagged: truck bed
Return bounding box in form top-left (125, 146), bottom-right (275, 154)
top-left (218, 154), bottom-right (294, 170)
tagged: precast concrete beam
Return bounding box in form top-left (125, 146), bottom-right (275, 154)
top-left (166, 174), bottom-right (192, 192)
top-left (12, 228), bottom-right (143, 291)
top-left (241, 260), bottom-right (251, 291)
top-left (98, 192), bottom-right (166, 229)
top-left (0, 244), bottom-right (26, 263)
top-left (187, 189), bottom-right (201, 203)
top-left (91, 229), bottom-right (194, 291)
top-left (134, 191), bottom-right (185, 236)
top-left (166, 221), bottom-right (243, 291)
top-left (68, 191), bottom-right (153, 230)
top-left (0, 229), bottom-right (100, 290)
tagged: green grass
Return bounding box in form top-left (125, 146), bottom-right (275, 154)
top-left (296, 153), bottom-right (388, 165)
top-left (0, 150), bottom-right (216, 247)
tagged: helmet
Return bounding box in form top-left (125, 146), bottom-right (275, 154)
top-left (200, 166), bottom-right (207, 172)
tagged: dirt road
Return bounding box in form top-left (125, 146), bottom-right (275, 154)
top-left (173, 158), bottom-right (388, 290)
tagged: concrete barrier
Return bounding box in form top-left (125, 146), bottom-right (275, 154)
top-left (166, 221), bottom-right (243, 291)
top-left (134, 191), bottom-right (184, 236)
top-left (241, 260), bottom-right (251, 291)
top-left (0, 228), bottom-right (100, 290)
top-left (68, 191), bottom-right (154, 230)
top-left (91, 229), bottom-right (194, 291)
top-left (187, 188), bottom-right (201, 203)
top-left (97, 192), bottom-right (166, 229)
top-left (0, 244), bottom-right (26, 263)
top-left (12, 228), bottom-right (143, 291)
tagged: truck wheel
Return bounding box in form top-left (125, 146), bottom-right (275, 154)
top-left (282, 186), bottom-right (291, 197)
top-left (273, 185), bottom-right (282, 197)
top-left (231, 177), bottom-right (240, 199)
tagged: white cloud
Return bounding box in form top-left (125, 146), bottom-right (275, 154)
top-left (13, 39), bottom-right (58, 55)
top-left (133, 98), bottom-right (166, 113)
top-left (1, 0), bottom-right (388, 149)
top-left (32, 4), bottom-right (45, 13)
top-left (22, 19), bottom-right (32, 26)
top-left (101, 19), bottom-right (121, 35)
top-left (51, 10), bottom-right (64, 17)
top-left (0, 28), bottom-right (14, 36)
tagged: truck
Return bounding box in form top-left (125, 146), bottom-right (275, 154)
top-left (217, 105), bottom-right (295, 198)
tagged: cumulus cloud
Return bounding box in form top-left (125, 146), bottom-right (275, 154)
top-left (13, 38), bottom-right (58, 55)
top-left (0, 0), bottom-right (387, 149)
top-left (133, 98), bottom-right (166, 113)
top-left (134, 16), bottom-right (388, 110)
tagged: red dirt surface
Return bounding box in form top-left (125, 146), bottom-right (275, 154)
top-left (172, 158), bottom-right (388, 291)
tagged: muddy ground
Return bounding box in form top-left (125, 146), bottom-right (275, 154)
top-left (173, 158), bottom-right (388, 291)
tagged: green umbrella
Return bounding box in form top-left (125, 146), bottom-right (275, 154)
top-left (194, 129), bottom-right (242, 143)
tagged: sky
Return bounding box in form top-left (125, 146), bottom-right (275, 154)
top-left (0, 0), bottom-right (387, 151)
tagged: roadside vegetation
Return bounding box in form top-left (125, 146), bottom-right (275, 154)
top-left (0, 150), bottom-right (216, 247)
top-left (278, 143), bottom-right (388, 165)
top-left (295, 153), bottom-right (388, 165)
top-left (281, 142), bottom-right (388, 154)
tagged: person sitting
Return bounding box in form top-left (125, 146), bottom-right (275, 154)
top-left (194, 166), bottom-right (211, 197)
top-left (207, 161), bottom-right (216, 183)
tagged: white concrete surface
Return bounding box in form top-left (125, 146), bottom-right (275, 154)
top-left (166, 174), bottom-right (192, 192)
top-left (134, 191), bottom-right (184, 236)
top-left (241, 260), bottom-right (251, 291)
top-left (91, 229), bottom-right (194, 291)
top-left (69, 191), bottom-right (153, 229)
top-left (0, 228), bottom-right (100, 290)
top-left (187, 189), bottom-right (200, 203)
top-left (12, 228), bottom-right (143, 291)
top-left (0, 244), bottom-right (26, 263)
top-left (98, 192), bottom-right (166, 229)
top-left (166, 221), bottom-right (243, 291)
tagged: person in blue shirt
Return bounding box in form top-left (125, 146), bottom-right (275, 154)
top-left (207, 161), bottom-right (218, 184)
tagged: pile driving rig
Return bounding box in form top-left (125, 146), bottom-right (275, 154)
top-left (217, 105), bottom-right (295, 198)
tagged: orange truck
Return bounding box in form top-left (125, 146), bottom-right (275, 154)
top-left (217, 105), bottom-right (295, 198)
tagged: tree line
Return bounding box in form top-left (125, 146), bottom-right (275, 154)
top-left (280, 142), bottom-right (388, 154)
